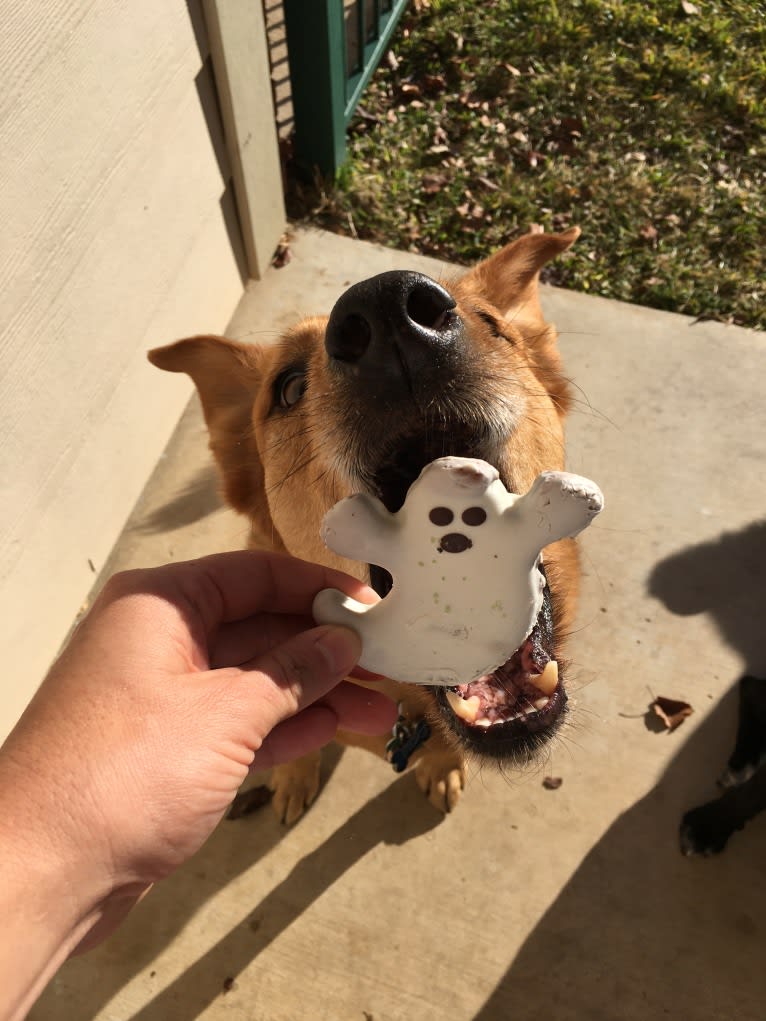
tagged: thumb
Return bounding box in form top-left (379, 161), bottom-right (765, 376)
top-left (240, 624), bottom-right (363, 739)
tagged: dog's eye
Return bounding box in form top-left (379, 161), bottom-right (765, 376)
top-left (474, 307), bottom-right (511, 343)
top-left (276, 370), bottom-right (307, 409)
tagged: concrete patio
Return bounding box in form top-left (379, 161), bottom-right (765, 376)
top-left (31, 228), bottom-right (766, 1021)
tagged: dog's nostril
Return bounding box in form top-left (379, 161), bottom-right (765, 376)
top-left (406, 283), bottom-right (455, 331)
top-left (329, 312), bottom-right (372, 362)
top-left (325, 270), bottom-right (462, 379)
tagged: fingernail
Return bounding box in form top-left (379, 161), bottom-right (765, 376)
top-left (314, 625), bottom-right (363, 674)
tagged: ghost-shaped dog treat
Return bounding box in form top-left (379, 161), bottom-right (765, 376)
top-left (313, 457), bottom-right (603, 686)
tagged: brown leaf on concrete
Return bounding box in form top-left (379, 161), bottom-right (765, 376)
top-left (652, 696), bottom-right (694, 731)
top-left (272, 238), bottom-right (292, 269)
top-left (543, 776), bottom-right (563, 790)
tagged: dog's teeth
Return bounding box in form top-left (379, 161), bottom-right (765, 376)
top-left (446, 689), bottom-right (481, 724)
top-left (534, 660), bottom-right (559, 696)
top-left (475, 717), bottom-right (493, 728)
top-left (533, 696), bottom-right (550, 711)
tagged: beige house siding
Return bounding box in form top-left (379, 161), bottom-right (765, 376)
top-left (0, 0), bottom-right (284, 739)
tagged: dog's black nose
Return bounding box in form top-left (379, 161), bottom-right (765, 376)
top-left (325, 271), bottom-right (464, 394)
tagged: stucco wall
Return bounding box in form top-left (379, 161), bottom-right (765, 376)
top-left (0, 0), bottom-right (261, 738)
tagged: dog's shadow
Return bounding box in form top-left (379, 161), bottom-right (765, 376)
top-left (135, 463), bottom-right (223, 535)
top-left (473, 520), bottom-right (766, 1019)
top-left (36, 757), bottom-right (442, 1021)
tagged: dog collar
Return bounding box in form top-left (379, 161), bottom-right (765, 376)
top-left (385, 708), bottom-right (431, 773)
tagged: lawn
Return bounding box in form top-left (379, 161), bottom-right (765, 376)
top-left (290, 0), bottom-right (765, 329)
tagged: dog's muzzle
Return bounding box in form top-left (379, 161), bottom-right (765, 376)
top-left (324, 270), bottom-right (466, 401)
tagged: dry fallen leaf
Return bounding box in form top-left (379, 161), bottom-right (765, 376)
top-left (543, 776), bottom-right (563, 790)
top-left (272, 238), bottom-right (292, 269)
top-left (651, 696), bottom-right (694, 732)
top-left (423, 73), bottom-right (447, 93)
top-left (422, 173), bottom-right (448, 194)
top-left (385, 50), bottom-right (399, 71)
top-left (640, 223), bottom-right (659, 244)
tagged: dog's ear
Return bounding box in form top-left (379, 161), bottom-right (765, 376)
top-left (148, 336), bottom-right (266, 518)
top-left (459, 227), bottom-right (580, 325)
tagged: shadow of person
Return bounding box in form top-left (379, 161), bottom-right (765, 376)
top-left (647, 519), bottom-right (766, 676)
top-left (122, 771), bottom-right (442, 1021)
top-left (473, 686), bottom-right (766, 1021)
top-left (649, 520), bottom-right (766, 856)
top-left (473, 521), bottom-right (766, 1020)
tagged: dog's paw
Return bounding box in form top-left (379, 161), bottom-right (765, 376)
top-left (718, 762), bottom-right (757, 789)
top-left (269, 753), bottom-right (321, 825)
top-left (415, 750), bottom-right (466, 813)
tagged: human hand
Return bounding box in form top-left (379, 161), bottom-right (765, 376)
top-left (0, 551), bottom-right (394, 986)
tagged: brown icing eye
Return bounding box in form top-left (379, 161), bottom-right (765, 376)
top-left (462, 506), bottom-right (487, 526)
top-left (429, 506), bottom-right (454, 526)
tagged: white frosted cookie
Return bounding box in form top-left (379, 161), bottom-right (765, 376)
top-left (313, 457), bottom-right (603, 685)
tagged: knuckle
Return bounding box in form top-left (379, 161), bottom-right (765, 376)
top-left (100, 566), bottom-right (158, 602)
top-left (267, 645), bottom-right (310, 704)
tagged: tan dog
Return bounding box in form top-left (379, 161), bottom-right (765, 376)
top-left (149, 228), bottom-right (585, 823)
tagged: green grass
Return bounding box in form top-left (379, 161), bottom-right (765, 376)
top-left (289, 0), bottom-right (766, 329)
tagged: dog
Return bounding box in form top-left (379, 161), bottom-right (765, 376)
top-left (680, 674), bottom-right (766, 855)
top-left (149, 227), bottom-right (588, 824)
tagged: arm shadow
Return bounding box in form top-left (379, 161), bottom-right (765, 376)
top-left (124, 771), bottom-right (442, 1021)
top-left (33, 762), bottom-right (441, 1021)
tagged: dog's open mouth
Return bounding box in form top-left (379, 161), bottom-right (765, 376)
top-left (368, 430), bottom-right (567, 759)
top-left (435, 581), bottom-right (567, 758)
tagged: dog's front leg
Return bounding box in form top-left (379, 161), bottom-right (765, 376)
top-left (335, 726), bottom-right (466, 814)
top-left (269, 751), bottom-right (322, 825)
top-left (338, 683), bottom-right (467, 813)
